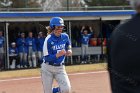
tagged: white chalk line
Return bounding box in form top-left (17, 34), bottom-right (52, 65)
top-left (0, 71), bottom-right (107, 83)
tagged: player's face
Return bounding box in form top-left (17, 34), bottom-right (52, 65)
top-left (21, 34), bottom-right (25, 38)
top-left (54, 26), bottom-right (64, 36)
top-left (84, 30), bottom-right (88, 35)
top-left (29, 32), bottom-right (33, 37)
top-left (0, 31), bottom-right (3, 36)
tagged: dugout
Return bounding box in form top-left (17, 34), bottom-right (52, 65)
top-left (0, 10), bottom-right (135, 69)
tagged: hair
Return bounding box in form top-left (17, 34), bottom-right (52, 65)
top-left (46, 26), bottom-right (53, 36)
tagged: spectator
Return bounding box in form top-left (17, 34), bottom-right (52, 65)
top-left (108, 1), bottom-right (140, 93)
top-left (26, 32), bottom-right (37, 68)
top-left (36, 32), bottom-right (45, 66)
top-left (16, 32), bottom-right (28, 68)
top-left (80, 26), bottom-right (93, 64)
top-left (9, 42), bottom-right (20, 69)
top-left (0, 31), bottom-right (4, 70)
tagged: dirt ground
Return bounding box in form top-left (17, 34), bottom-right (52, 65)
top-left (0, 71), bottom-right (111, 93)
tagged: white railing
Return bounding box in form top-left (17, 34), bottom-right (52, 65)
top-left (0, 6), bottom-right (132, 11)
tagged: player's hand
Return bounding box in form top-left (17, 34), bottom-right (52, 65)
top-left (82, 26), bottom-right (85, 30)
top-left (89, 26), bottom-right (92, 31)
top-left (56, 49), bottom-right (66, 58)
top-left (66, 50), bottom-right (72, 56)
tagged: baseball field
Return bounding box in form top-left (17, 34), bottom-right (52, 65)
top-left (0, 63), bottom-right (111, 93)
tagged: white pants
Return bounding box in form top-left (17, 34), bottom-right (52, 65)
top-left (81, 44), bottom-right (88, 61)
top-left (28, 47), bottom-right (37, 67)
top-left (19, 52), bottom-right (27, 66)
top-left (41, 63), bottom-right (71, 93)
top-left (38, 51), bottom-right (43, 64)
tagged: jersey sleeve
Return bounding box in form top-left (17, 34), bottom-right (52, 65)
top-left (43, 35), bottom-right (57, 62)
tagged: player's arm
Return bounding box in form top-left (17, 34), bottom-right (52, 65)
top-left (65, 35), bottom-right (72, 56)
top-left (89, 26), bottom-right (94, 36)
top-left (43, 36), bottom-right (66, 62)
top-left (81, 26), bottom-right (85, 34)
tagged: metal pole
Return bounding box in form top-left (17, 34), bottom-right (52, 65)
top-left (100, 17), bottom-right (104, 61)
top-left (67, 0), bottom-right (69, 11)
top-left (5, 22), bottom-right (9, 69)
top-left (68, 21), bottom-right (73, 64)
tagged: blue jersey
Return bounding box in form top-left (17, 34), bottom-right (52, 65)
top-left (81, 33), bottom-right (92, 45)
top-left (16, 38), bottom-right (27, 53)
top-left (0, 36), bottom-right (4, 48)
top-left (36, 37), bottom-right (45, 51)
top-left (26, 37), bottom-right (37, 52)
top-left (9, 47), bottom-right (18, 56)
top-left (43, 33), bottom-right (71, 64)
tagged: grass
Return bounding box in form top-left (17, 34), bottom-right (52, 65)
top-left (0, 63), bottom-right (107, 79)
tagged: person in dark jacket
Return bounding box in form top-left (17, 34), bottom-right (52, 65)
top-left (108, 0), bottom-right (140, 93)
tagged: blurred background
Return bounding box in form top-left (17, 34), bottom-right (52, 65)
top-left (0, 0), bottom-right (131, 11)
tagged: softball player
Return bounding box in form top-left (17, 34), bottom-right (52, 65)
top-left (41, 17), bottom-right (72, 93)
top-left (0, 31), bottom-right (4, 70)
top-left (36, 32), bottom-right (45, 66)
top-left (16, 32), bottom-right (28, 68)
top-left (9, 42), bottom-right (19, 69)
top-left (81, 26), bottom-right (93, 64)
top-left (26, 32), bottom-right (37, 68)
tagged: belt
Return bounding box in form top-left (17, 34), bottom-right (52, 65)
top-left (45, 62), bottom-right (64, 66)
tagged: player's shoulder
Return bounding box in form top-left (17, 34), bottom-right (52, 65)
top-left (45, 34), bottom-right (52, 42)
top-left (61, 33), bottom-right (69, 38)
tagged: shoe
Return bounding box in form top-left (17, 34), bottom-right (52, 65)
top-left (81, 61), bottom-right (85, 64)
top-left (52, 87), bottom-right (60, 93)
top-left (20, 66), bottom-right (23, 68)
top-left (84, 61), bottom-right (87, 64)
top-left (16, 65), bottom-right (20, 68)
top-left (24, 65), bottom-right (27, 68)
top-left (10, 65), bottom-right (15, 69)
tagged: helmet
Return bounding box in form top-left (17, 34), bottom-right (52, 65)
top-left (11, 42), bottom-right (16, 46)
top-left (49, 17), bottom-right (64, 29)
top-left (130, 0), bottom-right (140, 9)
top-left (38, 31), bottom-right (43, 35)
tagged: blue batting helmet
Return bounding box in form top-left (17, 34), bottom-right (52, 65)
top-left (49, 17), bottom-right (64, 29)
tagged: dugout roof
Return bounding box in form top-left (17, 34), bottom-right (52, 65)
top-left (0, 10), bottom-right (136, 22)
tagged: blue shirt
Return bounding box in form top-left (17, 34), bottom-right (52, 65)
top-left (36, 37), bottom-right (45, 51)
top-left (81, 33), bottom-right (92, 45)
top-left (26, 37), bottom-right (37, 52)
top-left (0, 36), bottom-right (4, 48)
top-left (43, 33), bottom-right (71, 64)
top-left (16, 38), bottom-right (27, 53)
top-left (9, 47), bottom-right (18, 56)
